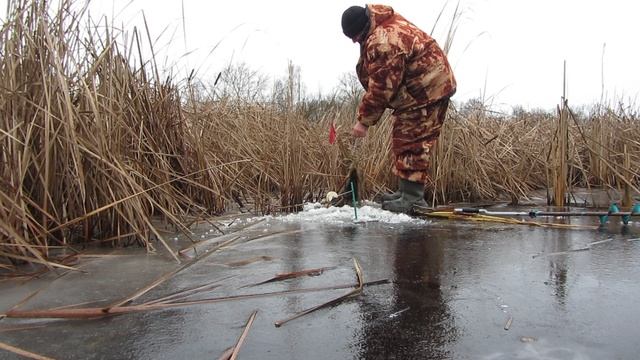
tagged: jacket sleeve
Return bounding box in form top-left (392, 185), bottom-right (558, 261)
top-left (357, 41), bottom-right (405, 127)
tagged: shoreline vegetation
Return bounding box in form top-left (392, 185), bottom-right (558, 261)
top-left (1, 0), bottom-right (638, 269)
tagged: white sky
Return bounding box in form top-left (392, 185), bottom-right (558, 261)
top-left (2, 0), bottom-right (640, 110)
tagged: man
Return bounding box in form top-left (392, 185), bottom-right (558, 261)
top-left (341, 4), bottom-right (456, 214)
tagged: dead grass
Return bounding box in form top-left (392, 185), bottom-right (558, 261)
top-left (0, 0), bottom-right (638, 267)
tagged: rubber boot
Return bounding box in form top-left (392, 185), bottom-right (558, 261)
top-left (380, 178), bottom-right (404, 202)
top-left (382, 179), bottom-right (428, 214)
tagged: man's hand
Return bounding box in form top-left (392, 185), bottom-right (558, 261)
top-left (352, 122), bottom-right (368, 137)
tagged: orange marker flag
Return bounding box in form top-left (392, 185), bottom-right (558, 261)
top-left (328, 122), bottom-right (337, 145)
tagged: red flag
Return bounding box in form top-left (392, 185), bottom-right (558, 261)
top-left (328, 122), bottom-right (337, 145)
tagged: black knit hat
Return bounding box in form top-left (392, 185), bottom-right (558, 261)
top-left (341, 5), bottom-right (368, 38)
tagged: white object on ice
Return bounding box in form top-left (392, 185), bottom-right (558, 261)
top-left (325, 191), bottom-right (339, 202)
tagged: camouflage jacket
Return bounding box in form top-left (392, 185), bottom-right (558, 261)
top-left (356, 4), bottom-right (457, 127)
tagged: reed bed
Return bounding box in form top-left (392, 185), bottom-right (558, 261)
top-left (432, 103), bottom-right (640, 205)
top-left (1, 0), bottom-right (639, 268)
top-left (0, 0), bottom-right (225, 267)
top-left (183, 98), bottom-right (395, 213)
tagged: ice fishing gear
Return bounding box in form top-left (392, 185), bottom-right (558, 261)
top-left (350, 180), bottom-right (358, 220)
top-left (325, 182), bottom-right (360, 222)
top-left (453, 203), bottom-right (640, 225)
top-left (417, 209), bottom-right (600, 230)
top-left (325, 191), bottom-right (340, 203)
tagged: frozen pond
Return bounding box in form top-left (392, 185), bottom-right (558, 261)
top-left (2, 203), bottom-right (640, 359)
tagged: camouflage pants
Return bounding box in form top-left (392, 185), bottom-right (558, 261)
top-left (391, 98), bottom-right (450, 184)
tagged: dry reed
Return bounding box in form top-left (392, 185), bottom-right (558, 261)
top-left (1, 0), bottom-right (639, 269)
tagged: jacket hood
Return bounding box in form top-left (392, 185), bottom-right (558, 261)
top-left (364, 4), bottom-right (395, 37)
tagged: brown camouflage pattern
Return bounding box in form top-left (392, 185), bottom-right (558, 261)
top-left (352, 4), bottom-right (456, 184)
top-left (355, 4), bottom-right (456, 127)
top-left (391, 98), bottom-right (449, 184)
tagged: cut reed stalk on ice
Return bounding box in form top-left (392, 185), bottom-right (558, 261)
top-left (228, 310), bottom-right (258, 360)
top-left (0, 341), bottom-right (54, 360)
top-left (4, 279), bottom-right (388, 320)
top-left (106, 236), bottom-right (241, 310)
top-left (274, 258), bottom-right (364, 327)
top-left (245, 266), bottom-right (336, 288)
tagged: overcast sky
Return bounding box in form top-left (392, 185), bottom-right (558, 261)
top-left (3, 0), bottom-right (640, 110)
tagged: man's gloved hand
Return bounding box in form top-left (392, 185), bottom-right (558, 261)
top-left (352, 122), bottom-right (368, 137)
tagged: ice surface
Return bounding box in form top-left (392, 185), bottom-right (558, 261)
top-left (273, 202), bottom-right (427, 225)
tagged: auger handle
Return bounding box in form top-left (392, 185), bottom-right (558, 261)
top-left (454, 208), bottom-right (481, 214)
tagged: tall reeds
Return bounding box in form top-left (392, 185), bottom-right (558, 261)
top-left (1, 0), bottom-right (639, 268)
top-left (0, 0), bottom-right (225, 267)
